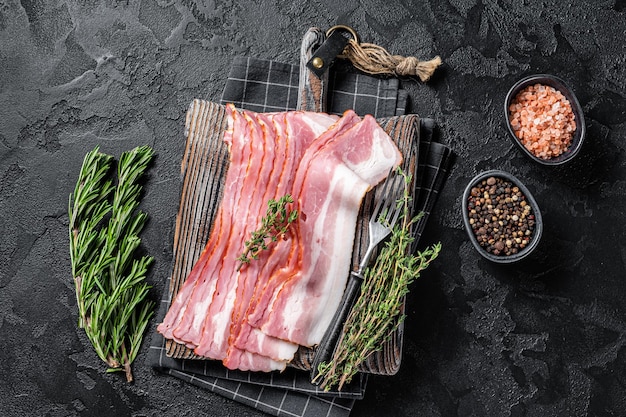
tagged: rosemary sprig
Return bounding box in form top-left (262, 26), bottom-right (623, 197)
top-left (237, 194), bottom-right (298, 269)
top-left (313, 171), bottom-right (441, 391)
top-left (68, 145), bottom-right (155, 382)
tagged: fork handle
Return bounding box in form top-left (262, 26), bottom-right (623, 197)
top-left (311, 270), bottom-right (363, 383)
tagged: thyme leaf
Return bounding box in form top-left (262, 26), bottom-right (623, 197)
top-left (237, 194), bottom-right (298, 270)
top-left (69, 145), bottom-right (155, 382)
top-left (313, 170), bottom-right (441, 391)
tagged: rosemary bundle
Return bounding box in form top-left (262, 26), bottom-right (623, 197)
top-left (237, 194), bottom-right (298, 269)
top-left (313, 172), bottom-right (441, 391)
top-left (68, 145), bottom-right (155, 382)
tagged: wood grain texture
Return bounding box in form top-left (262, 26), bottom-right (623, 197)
top-left (297, 27), bottom-right (328, 113)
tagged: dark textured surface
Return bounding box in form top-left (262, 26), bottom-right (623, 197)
top-left (1, 1), bottom-right (625, 416)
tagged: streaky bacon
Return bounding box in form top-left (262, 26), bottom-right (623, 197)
top-left (158, 106), bottom-right (402, 372)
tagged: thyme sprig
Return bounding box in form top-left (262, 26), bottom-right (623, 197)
top-left (68, 145), bottom-right (155, 382)
top-left (237, 194), bottom-right (298, 269)
top-left (313, 171), bottom-right (441, 391)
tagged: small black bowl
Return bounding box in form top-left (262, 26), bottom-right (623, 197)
top-left (504, 74), bottom-right (586, 166)
top-left (462, 170), bottom-right (543, 264)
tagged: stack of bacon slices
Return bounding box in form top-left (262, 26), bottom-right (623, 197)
top-left (157, 103), bottom-right (402, 372)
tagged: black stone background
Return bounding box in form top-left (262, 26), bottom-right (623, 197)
top-left (1, 1), bottom-right (625, 416)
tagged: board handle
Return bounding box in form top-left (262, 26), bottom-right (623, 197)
top-left (297, 27), bottom-right (328, 112)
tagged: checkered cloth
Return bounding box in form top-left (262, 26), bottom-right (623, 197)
top-left (412, 119), bottom-right (455, 251)
top-left (148, 55), bottom-right (453, 417)
top-left (221, 57), bottom-right (408, 116)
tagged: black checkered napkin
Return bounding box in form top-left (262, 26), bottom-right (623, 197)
top-left (148, 55), bottom-right (453, 417)
top-left (412, 119), bottom-right (455, 249)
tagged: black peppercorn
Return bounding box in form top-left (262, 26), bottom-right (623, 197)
top-left (466, 176), bottom-right (536, 257)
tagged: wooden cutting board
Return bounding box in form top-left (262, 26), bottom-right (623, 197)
top-left (163, 100), bottom-right (420, 375)
top-left (162, 28), bottom-right (420, 376)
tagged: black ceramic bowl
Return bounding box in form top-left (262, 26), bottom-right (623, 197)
top-left (462, 170), bottom-right (543, 263)
top-left (504, 74), bottom-right (586, 166)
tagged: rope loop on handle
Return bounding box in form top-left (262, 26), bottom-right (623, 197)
top-left (326, 25), bottom-right (442, 82)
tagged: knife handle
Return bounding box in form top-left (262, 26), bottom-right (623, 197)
top-left (311, 270), bottom-right (363, 383)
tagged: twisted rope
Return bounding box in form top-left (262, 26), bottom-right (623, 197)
top-left (341, 38), bottom-right (442, 82)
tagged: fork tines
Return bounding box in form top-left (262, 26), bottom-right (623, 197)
top-left (372, 170), bottom-right (404, 227)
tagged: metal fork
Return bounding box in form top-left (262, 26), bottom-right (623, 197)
top-left (311, 170), bottom-right (404, 382)
top-left (352, 173), bottom-right (404, 280)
